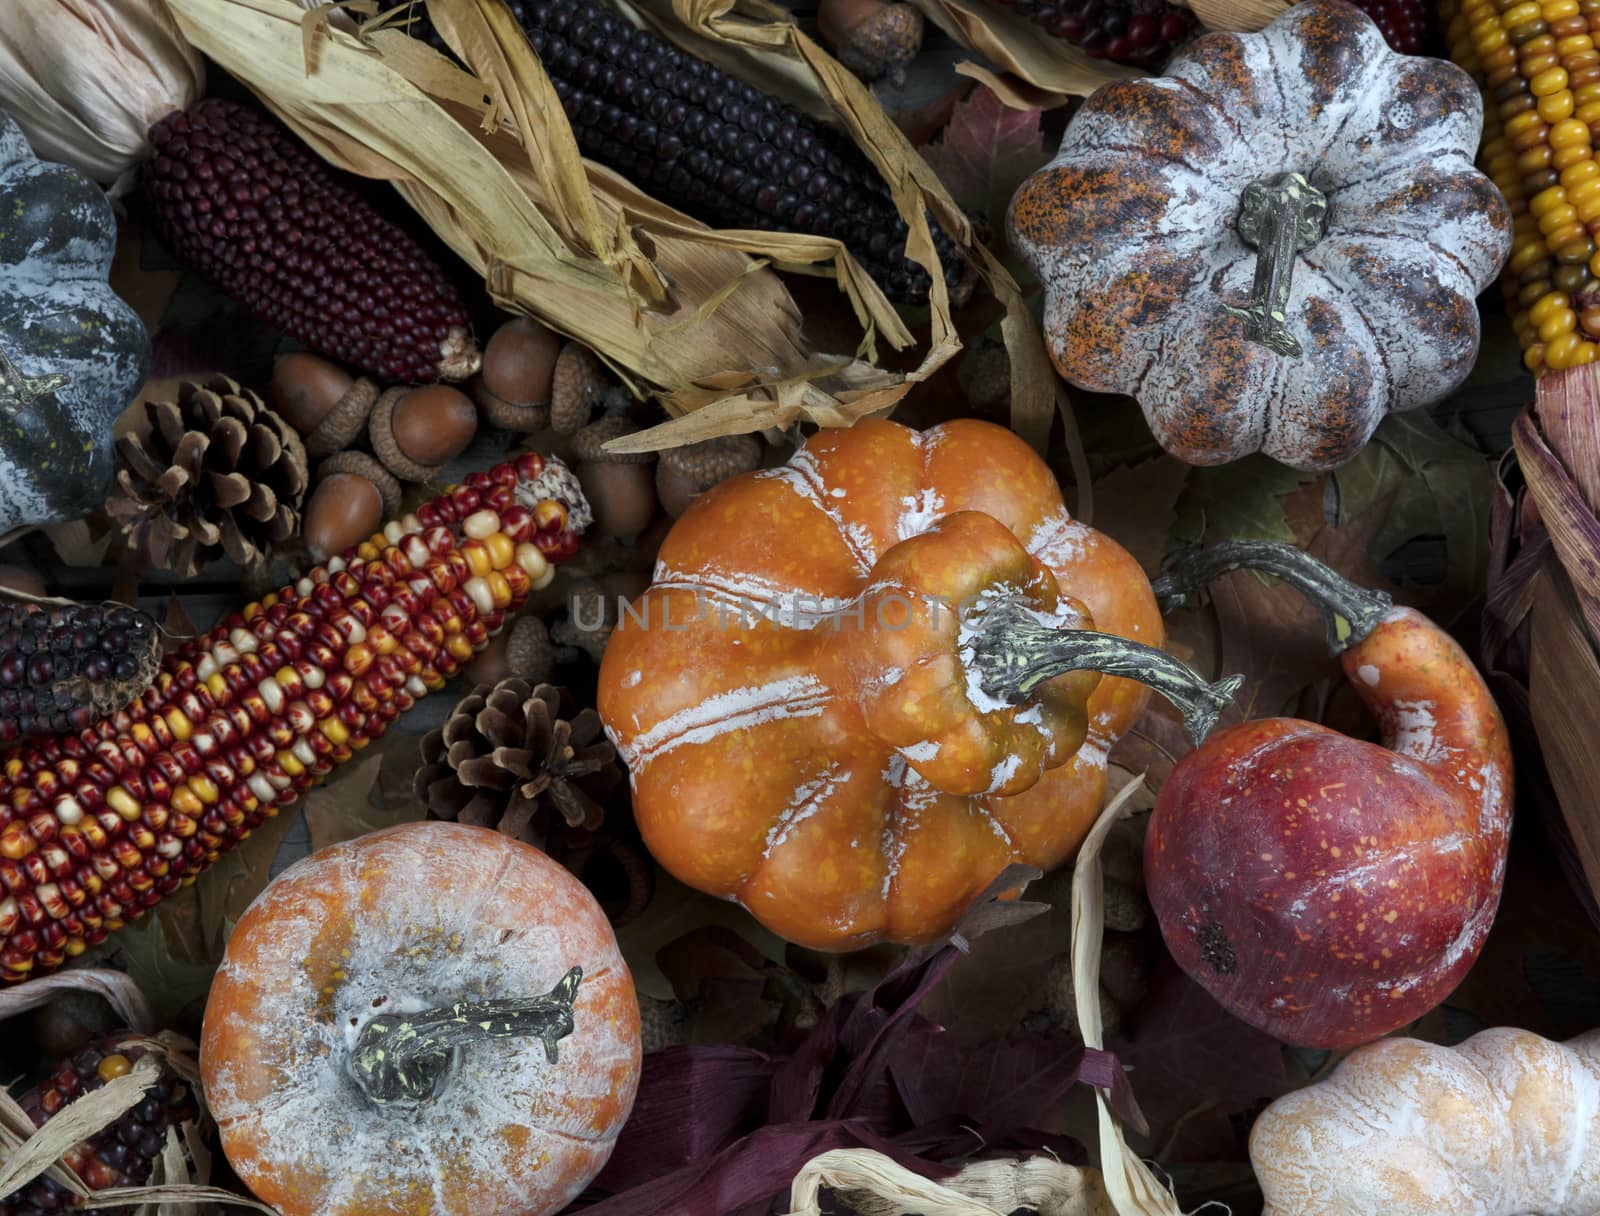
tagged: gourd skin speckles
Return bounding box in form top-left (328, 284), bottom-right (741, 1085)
top-left (201, 823), bottom-right (641, 1216)
top-left (1008, 0), bottom-right (1512, 472)
top-left (1251, 1028), bottom-right (1600, 1216)
top-left (599, 418), bottom-right (1161, 950)
top-left (1146, 607), bottom-right (1512, 1048)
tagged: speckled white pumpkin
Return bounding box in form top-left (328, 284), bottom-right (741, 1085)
top-left (1251, 1027), bottom-right (1600, 1216)
top-left (1008, 0), bottom-right (1512, 472)
top-left (0, 114), bottom-right (148, 532)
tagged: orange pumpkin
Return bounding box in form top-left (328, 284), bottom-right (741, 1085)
top-left (597, 418), bottom-right (1235, 950)
top-left (200, 822), bottom-right (641, 1216)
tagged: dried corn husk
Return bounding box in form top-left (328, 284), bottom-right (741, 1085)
top-left (904, 0), bottom-right (1287, 111)
top-left (0, 1), bottom-right (203, 187)
top-left (1486, 366), bottom-right (1600, 927)
top-left (787, 1150), bottom-right (1117, 1216)
top-left (161, 0), bottom-right (1070, 468)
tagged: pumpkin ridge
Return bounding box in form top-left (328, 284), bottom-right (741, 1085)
top-left (1296, 257), bottom-right (1395, 411)
top-left (1318, 224), bottom-right (1474, 285)
top-left (1169, 73), bottom-right (1248, 145)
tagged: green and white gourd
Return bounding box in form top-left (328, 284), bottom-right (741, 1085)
top-left (0, 113), bottom-right (148, 533)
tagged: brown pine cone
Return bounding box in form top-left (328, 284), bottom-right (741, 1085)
top-left (107, 376), bottom-right (309, 578)
top-left (414, 679), bottom-right (622, 850)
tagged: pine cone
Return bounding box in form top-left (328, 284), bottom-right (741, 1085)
top-left (415, 679), bottom-right (622, 850)
top-left (108, 376), bottom-right (309, 578)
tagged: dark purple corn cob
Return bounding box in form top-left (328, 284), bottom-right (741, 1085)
top-left (141, 100), bottom-right (480, 385)
top-left (990, 0), bottom-right (1194, 65)
top-left (0, 602), bottom-right (158, 745)
top-left (1, 1033), bottom-right (195, 1216)
top-left (407, 0), bottom-right (968, 305)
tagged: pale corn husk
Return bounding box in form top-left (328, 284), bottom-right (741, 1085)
top-left (904, 0), bottom-right (1288, 111)
top-left (0, 0), bottom-right (203, 186)
top-left (160, 0), bottom-right (1072, 469)
top-left (787, 1150), bottom-right (1117, 1216)
top-left (1485, 366), bottom-right (1600, 927)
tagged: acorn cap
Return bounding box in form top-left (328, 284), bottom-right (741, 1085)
top-left (505, 615), bottom-right (555, 685)
top-left (550, 345), bottom-right (607, 434)
top-left (475, 379), bottom-right (552, 433)
top-left (315, 450), bottom-right (403, 518)
top-left (369, 386), bottom-right (447, 482)
top-left (572, 414), bottom-right (654, 464)
top-left (304, 377), bottom-right (380, 460)
top-left (659, 434), bottom-right (762, 488)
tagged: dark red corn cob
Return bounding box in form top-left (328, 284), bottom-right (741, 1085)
top-left (1347, 0), bottom-right (1430, 52)
top-left (141, 99), bottom-right (480, 385)
top-left (0, 454), bottom-right (590, 982)
top-left (986, 0), bottom-right (1194, 65)
top-left (407, 0), bottom-right (969, 305)
top-left (0, 603), bottom-right (159, 746)
top-left (1, 1033), bottom-right (194, 1215)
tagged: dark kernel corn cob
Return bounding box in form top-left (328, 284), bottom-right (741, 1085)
top-left (0, 454), bottom-right (589, 982)
top-left (2, 1033), bottom-right (194, 1216)
top-left (0, 603), bottom-right (159, 745)
top-left (141, 99), bottom-right (480, 385)
top-left (408, 0), bottom-right (966, 304)
top-left (985, 0), bottom-right (1194, 65)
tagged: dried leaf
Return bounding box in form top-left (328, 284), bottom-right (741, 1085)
top-left (78, 916), bottom-right (218, 1030)
top-left (1172, 457), bottom-right (1319, 549)
top-left (301, 733), bottom-right (429, 853)
top-left (615, 871), bottom-right (791, 1002)
top-left (155, 805), bottom-right (301, 963)
top-left (920, 86), bottom-right (1050, 223)
top-left (1183, 0), bottom-right (1289, 30)
top-left (1089, 455), bottom-right (1190, 574)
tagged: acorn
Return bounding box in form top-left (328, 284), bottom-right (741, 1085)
top-left (655, 434), bottom-right (763, 518)
top-left (369, 384), bottom-right (479, 481)
top-left (817, 0), bottom-right (924, 83)
top-left (268, 351), bottom-right (379, 459)
top-left (303, 452), bottom-right (401, 561)
top-left (550, 344), bottom-right (609, 434)
top-left (505, 615), bottom-right (557, 683)
top-left (474, 316), bottom-right (561, 431)
top-left (573, 414), bottom-right (657, 540)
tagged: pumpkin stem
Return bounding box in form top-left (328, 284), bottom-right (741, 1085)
top-left (1151, 540), bottom-right (1394, 654)
top-left (1220, 171), bottom-right (1327, 358)
top-left (348, 966), bottom-right (583, 1106)
top-left (965, 599), bottom-right (1241, 746)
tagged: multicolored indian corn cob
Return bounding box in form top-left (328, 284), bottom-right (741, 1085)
top-left (1441, 0), bottom-right (1600, 371)
top-left (983, 0), bottom-right (1194, 66)
top-left (406, 0), bottom-right (967, 305)
top-left (141, 99), bottom-right (479, 385)
top-left (0, 454), bottom-right (589, 982)
top-left (1, 1033), bottom-right (194, 1216)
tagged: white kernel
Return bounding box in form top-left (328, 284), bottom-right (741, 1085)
top-left (214, 641), bottom-right (239, 668)
top-left (384, 520), bottom-right (405, 544)
top-left (230, 628), bottom-right (258, 653)
top-left (53, 796), bottom-right (83, 826)
top-left (327, 556), bottom-right (347, 573)
top-left (532, 564), bottom-right (556, 591)
top-left (196, 655), bottom-right (218, 681)
top-left (464, 509), bottom-right (501, 540)
top-left (157, 838), bottom-right (183, 859)
top-left (514, 543), bottom-right (548, 582)
top-left (344, 620), bottom-right (367, 645)
top-left (401, 513), bottom-right (423, 535)
top-left (192, 731), bottom-right (215, 756)
top-left (248, 774), bottom-right (277, 803)
top-left (301, 666), bottom-right (325, 690)
top-left (296, 578), bottom-right (314, 597)
top-left (35, 883), bottom-right (61, 914)
top-left (406, 675), bottom-right (428, 698)
top-left (293, 740), bottom-right (318, 767)
top-left (265, 769), bottom-right (293, 791)
top-left (464, 576), bottom-right (495, 616)
top-left (404, 536), bottom-right (431, 569)
top-left (259, 679), bottom-right (285, 714)
top-left (0, 896), bottom-right (18, 932)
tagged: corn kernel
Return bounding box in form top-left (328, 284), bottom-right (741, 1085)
top-left (105, 787), bottom-right (141, 823)
top-left (486, 571), bottom-right (513, 610)
top-left (1546, 330), bottom-right (1585, 365)
top-left (1542, 90), bottom-right (1578, 120)
top-left (1539, 306), bottom-right (1580, 341)
top-left (484, 532), bottom-right (515, 571)
top-left (1533, 185), bottom-right (1572, 215)
top-left (319, 718), bottom-right (351, 747)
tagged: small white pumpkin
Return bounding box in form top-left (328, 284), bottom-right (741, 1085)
top-left (1250, 1027), bottom-right (1600, 1216)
